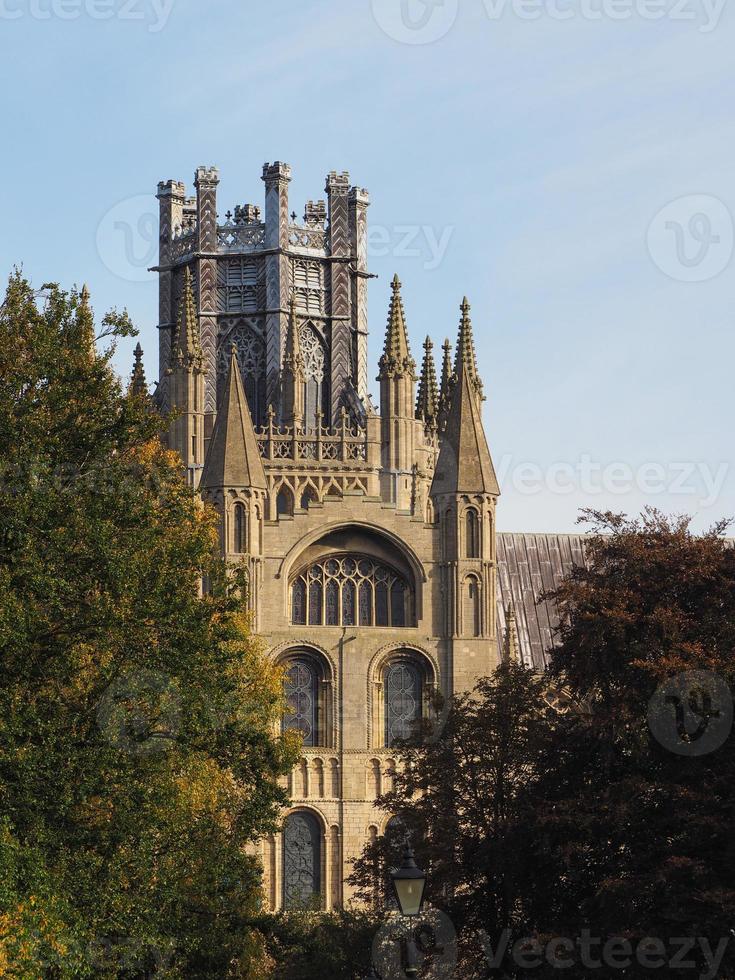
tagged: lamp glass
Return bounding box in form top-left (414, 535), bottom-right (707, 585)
top-left (393, 874), bottom-right (425, 917)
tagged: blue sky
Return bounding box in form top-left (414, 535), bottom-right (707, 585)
top-left (1, 0), bottom-right (733, 532)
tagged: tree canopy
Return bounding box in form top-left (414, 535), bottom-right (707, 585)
top-left (0, 273), bottom-right (298, 977)
top-left (351, 510), bottom-right (735, 979)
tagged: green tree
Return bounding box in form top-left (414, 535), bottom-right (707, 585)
top-left (522, 509), bottom-right (735, 978)
top-left (0, 273), bottom-right (298, 977)
top-left (349, 662), bottom-right (560, 978)
top-left (351, 510), bottom-right (735, 978)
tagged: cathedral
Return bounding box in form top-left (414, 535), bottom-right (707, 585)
top-left (137, 162), bottom-right (585, 910)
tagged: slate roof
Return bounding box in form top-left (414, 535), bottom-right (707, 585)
top-left (495, 532), bottom-right (588, 669)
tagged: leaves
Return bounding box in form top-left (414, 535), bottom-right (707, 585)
top-left (0, 274), bottom-right (298, 977)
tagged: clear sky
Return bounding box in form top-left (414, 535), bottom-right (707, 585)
top-left (2, 0), bottom-right (733, 533)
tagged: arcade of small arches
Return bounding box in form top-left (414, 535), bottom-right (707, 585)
top-left (263, 759), bottom-right (403, 911)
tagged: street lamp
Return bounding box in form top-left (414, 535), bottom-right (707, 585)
top-left (390, 843), bottom-right (427, 977)
top-left (391, 843), bottom-right (426, 918)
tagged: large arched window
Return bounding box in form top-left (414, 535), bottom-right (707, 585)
top-left (465, 509), bottom-right (480, 558)
top-left (282, 658), bottom-right (319, 746)
top-left (233, 503), bottom-right (246, 554)
top-left (290, 555), bottom-right (413, 628)
top-left (385, 661), bottom-right (422, 746)
top-left (283, 811), bottom-right (322, 910)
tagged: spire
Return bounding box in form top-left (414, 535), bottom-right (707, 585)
top-left (76, 283), bottom-right (95, 361)
top-left (378, 274), bottom-right (416, 378)
top-left (504, 601), bottom-right (521, 664)
top-left (437, 337), bottom-right (455, 427)
top-left (454, 297), bottom-right (484, 402)
top-left (431, 358), bottom-right (499, 497)
top-left (129, 342), bottom-right (148, 397)
top-left (415, 336), bottom-right (439, 426)
top-left (200, 345), bottom-right (267, 491)
top-left (172, 267), bottom-right (202, 371)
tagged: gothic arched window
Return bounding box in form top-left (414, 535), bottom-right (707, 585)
top-left (300, 322), bottom-right (329, 431)
top-left (218, 322), bottom-right (266, 425)
top-left (283, 811), bottom-right (322, 910)
top-left (290, 555), bottom-right (413, 628)
top-left (282, 658), bottom-right (318, 746)
top-left (465, 509), bottom-right (480, 558)
top-left (385, 661), bottom-right (422, 746)
top-left (233, 503), bottom-right (246, 554)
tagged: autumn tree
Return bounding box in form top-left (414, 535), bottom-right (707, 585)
top-left (0, 273), bottom-right (298, 977)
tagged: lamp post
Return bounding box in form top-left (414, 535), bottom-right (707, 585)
top-left (390, 843), bottom-right (427, 977)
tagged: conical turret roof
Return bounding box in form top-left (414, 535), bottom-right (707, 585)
top-left (200, 346), bottom-right (267, 491)
top-left (378, 274), bottom-right (416, 378)
top-left (431, 359), bottom-right (499, 496)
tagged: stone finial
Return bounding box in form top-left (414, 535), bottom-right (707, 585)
top-left (416, 336), bottom-right (439, 427)
top-left (172, 267), bottom-right (202, 372)
top-left (129, 342), bottom-right (148, 397)
top-left (504, 601), bottom-right (521, 664)
top-left (438, 337), bottom-right (456, 428)
top-left (378, 274), bottom-right (416, 380)
top-left (283, 294), bottom-right (305, 379)
top-left (454, 297), bottom-right (484, 402)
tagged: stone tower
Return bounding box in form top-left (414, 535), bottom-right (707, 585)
top-left (150, 162), bottom-right (502, 911)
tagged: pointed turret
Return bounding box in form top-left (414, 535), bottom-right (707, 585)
top-left (282, 295), bottom-right (305, 424)
top-left (378, 275), bottom-right (419, 509)
top-left (172, 267), bottom-right (202, 371)
top-left (129, 342), bottom-right (148, 397)
top-left (201, 345), bottom-right (267, 492)
top-left (437, 337), bottom-right (455, 431)
top-left (454, 297), bottom-right (484, 403)
top-left (431, 359), bottom-right (499, 496)
top-left (415, 336), bottom-right (439, 427)
top-left (504, 601), bottom-right (521, 664)
top-left (378, 275), bottom-right (416, 379)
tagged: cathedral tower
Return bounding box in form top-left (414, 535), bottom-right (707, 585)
top-left (149, 162), bottom-right (504, 911)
